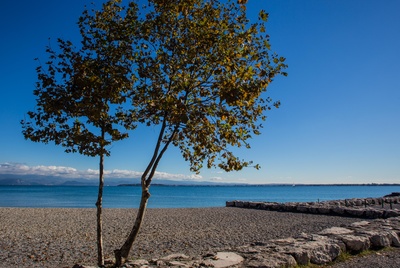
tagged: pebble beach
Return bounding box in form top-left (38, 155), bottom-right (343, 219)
top-left (0, 207), bottom-right (363, 267)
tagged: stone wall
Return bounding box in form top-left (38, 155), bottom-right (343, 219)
top-left (226, 196), bottom-right (400, 219)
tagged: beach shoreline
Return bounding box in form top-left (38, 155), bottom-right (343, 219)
top-left (0, 207), bottom-right (363, 267)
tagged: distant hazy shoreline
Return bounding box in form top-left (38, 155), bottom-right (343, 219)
top-left (117, 183), bottom-right (400, 187)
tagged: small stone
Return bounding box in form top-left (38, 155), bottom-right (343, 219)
top-left (200, 259), bottom-right (215, 267)
top-left (169, 260), bottom-right (190, 267)
top-left (271, 237), bottom-right (297, 245)
top-left (203, 252), bottom-right (216, 258)
top-left (128, 259), bottom-right (149, 267)
top-left (72, 265), bottom-right (97, 268)
top-left (350, 221), bottom-right (371, 228)
top-left (162, 253), bottom-right (190, 261)
top-left (156, 260), bottom-right (166, 266)
top-left (104, 258), bottom-right (115, 265)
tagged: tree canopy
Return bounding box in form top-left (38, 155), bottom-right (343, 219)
top-left (21, 0), bottom-right (138, 156)
top-left (22, 0), bottom-right (287, 265)
top-left (130, 0), bottom-right (287, 177)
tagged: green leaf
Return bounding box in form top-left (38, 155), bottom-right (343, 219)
top-left (259, 10), bottom-right (268, 22)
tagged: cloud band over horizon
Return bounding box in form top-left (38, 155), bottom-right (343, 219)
top-left (0, 162), bottom-right (203, 181)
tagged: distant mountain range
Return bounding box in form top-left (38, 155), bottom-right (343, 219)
top-left (0, 174), bottom-right (97, 186)
top-left (0, 174), bottom-right (238, 186)
top-left (1, 174), bottom-right (399, 187)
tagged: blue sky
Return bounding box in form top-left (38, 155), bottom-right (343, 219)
top-left (0, 0), bottom-right (399, 184)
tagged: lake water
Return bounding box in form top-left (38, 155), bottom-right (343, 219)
top-left (0, 185), bottom-right (399, 208)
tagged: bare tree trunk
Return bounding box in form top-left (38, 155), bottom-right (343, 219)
top-left (114, 119), bottom-right (178, 267)
top-left (114, 184), bottom-right (150, 267)
top-left (96, 133), bottom-right (105, 267)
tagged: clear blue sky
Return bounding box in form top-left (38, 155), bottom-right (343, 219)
top-left (0, 0), bottom-right (399, 184)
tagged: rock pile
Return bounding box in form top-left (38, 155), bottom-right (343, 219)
top-left (75, 216), bottom-right (400, 267)
top-left (226, 196), bottom-right (400, 219)
top-left (235, 216), bottom-right (400, 267)
top-left (384, 192), bottom-right (400, 197)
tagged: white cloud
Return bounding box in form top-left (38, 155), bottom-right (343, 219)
top-left (0, 162), bottom-right (203, 181)
top-left (108, 169), bottom-right (142, 178)
top-left (189, 174), bottom-right (203, 180)
top-left (152, 171), bottom-right (203, 181)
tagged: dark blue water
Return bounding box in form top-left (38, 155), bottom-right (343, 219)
top-left (0, 185), bottom-right (399, 208)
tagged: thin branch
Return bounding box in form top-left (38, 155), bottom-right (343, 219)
top-left (145, 123), bottom-right (180, 187)
top-left (141, 114), bottom-right (167, 183)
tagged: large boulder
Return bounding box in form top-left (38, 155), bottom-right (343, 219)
top-left (245, 253), bottom-right (297, 268)
top-left (276, 234), bottom-right (341, 265)
top-left (341, 235), bottom-right (371, 252)
top-left (388, 230), bottom-right (400, 247)
top-left (370, 233), bottom-right (391, 248)
top-left (288, 247), bottom-right (311, 266)
top-left (307, 241), bottom-right (341, 264)
top-left (357, 230), bottom-right (391, 248)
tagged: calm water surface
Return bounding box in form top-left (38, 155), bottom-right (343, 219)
top-left (0, 185), bottom-right (399, 208)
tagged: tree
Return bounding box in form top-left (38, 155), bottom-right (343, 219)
top-left (21, 1), bottom-right (138, 266)
top-left (113, 0), bottom-right (287, 266)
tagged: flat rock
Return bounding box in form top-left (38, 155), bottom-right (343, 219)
top-left (350, 221), bottom-right (370, 228)
top-left (209, 252), bottom-right (244, 268)
top-left (319, 227), bottom-right (353, 236)
top-left (161, 253), bottom-right (190, 261)
top-left (168, 260), bottom-right (190, 267)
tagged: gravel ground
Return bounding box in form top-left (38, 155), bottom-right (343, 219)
top-left (328, 248), bottom-right (400, 268)
top-left (0, 207), bottom-right (364, 268)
